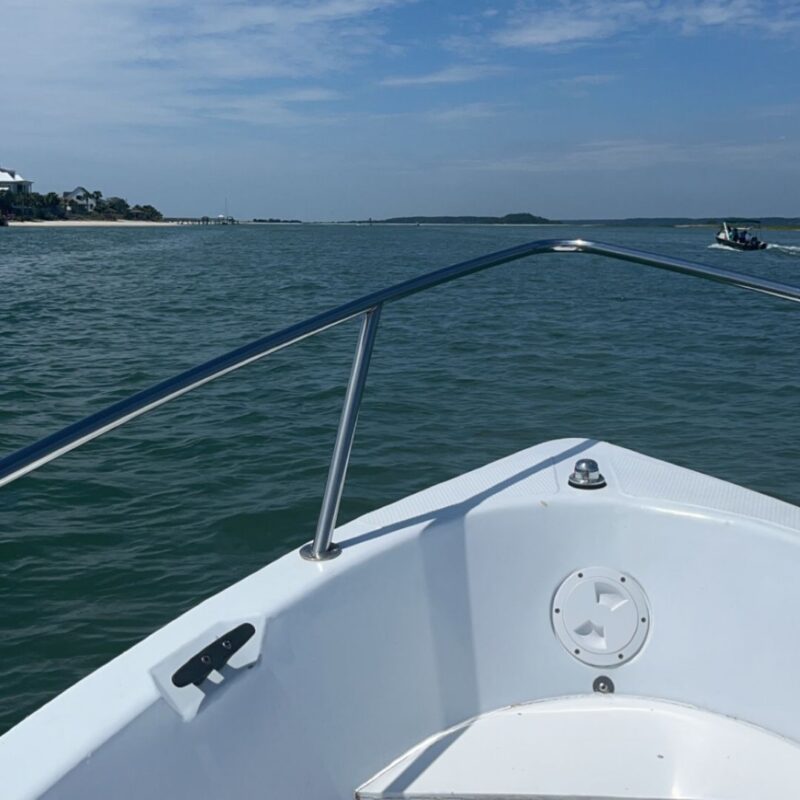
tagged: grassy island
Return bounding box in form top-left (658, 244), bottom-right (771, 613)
top-left (355, 213), bottom-right (556, 225)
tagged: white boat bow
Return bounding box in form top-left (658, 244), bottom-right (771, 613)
top-left (3, 439), bottom-right (800, 798)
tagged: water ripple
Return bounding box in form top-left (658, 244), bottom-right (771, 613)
top-left (1, 223), bottom-right (799, 730)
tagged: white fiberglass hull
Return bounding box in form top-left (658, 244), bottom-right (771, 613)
top-left (3, 438), bottom-right (800, 799)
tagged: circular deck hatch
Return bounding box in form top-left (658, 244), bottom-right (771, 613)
top-left (552, 567), bottom-right (650, 667)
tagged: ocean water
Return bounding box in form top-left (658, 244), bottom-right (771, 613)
top-left (1, 223), bottom-right (799, 732)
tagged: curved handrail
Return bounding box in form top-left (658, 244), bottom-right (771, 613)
top-left (2, 238), bottom-right (799, 558)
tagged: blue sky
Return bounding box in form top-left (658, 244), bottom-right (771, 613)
top-left (3, 1), bottom-right (799, 219)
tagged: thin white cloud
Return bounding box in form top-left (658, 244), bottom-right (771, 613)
top-left (277, 88), bottom-right (342, 102)
top-left (491, 1), bottom-right (800, 48)
top-left (552, 73), bottom-right (619, 97)
top-left (186, 0), bottom-right (410, 34)
top-left (491, 1), bottom-right (643, 47)
top-left (458, 137), bottom-right (800, 173)
top-left (496, 15), bottom-right (621, 47)
top-left (557, 73), bottom-right (618, 87)
top-left (429, 103), bottom-right (501, 122)
top-left (381, 64), bottom-right (509, 86)
top-left (659, 0), bottom-right (762, 30)
top-left (756, 103), bottom-right (800, 118)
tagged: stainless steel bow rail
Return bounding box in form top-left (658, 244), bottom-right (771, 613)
top-left (2, 239), bottom-right (800, 560)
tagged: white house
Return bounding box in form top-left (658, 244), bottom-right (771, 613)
top-left (63, 186), bottom-right (97, 213)
top-left (0, 167), bottom-right (33, 195)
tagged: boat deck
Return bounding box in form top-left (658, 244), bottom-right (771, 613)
top-left (357, 695), bottom-right (800, 799)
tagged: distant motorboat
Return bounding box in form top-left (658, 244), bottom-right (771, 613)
top-left (716, 220), bottom-right (767, 250)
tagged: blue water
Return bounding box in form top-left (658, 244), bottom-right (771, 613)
top-left (1, 223), bottom-right (799, 732)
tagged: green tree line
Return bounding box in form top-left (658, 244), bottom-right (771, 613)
top-left (0, 189), bottom-right (162, 221)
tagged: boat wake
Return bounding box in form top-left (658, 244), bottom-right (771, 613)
top-left (707, 243), bottom-right (740, 251)
top-left (709, 242), bottom-right (800, 256)
top-left (767, 243), bottom-right (800, 257)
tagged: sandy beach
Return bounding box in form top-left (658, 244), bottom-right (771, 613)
top-left (7, 220), bottom-right (179, 228)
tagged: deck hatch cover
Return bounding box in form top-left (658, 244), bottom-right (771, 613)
top-left (552, 567), bottom-right (650, 667)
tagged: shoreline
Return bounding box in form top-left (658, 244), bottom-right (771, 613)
top-left (7, 220), bottom-right (179, 228)
top-left (6, 219), bottom-right (799, 231)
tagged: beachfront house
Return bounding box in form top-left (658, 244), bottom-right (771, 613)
top-left (0, 167), bottom-right (33, 195)
top-left (63, 187), bottom-right (96, 213)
